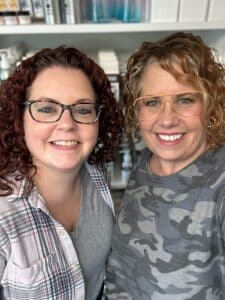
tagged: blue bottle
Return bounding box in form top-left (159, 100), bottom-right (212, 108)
top-left (91, 0), bottom-right (112, 23)
top-left (122, 0), bottom-right (143, 23)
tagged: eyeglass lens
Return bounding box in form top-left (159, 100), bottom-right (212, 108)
top-left (30, 101), bottom-right (100, 124)
top-left (135, 92), bottom-right (202, 120)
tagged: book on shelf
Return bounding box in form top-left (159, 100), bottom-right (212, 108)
top-left (59, 0), bottom-right (76, 24)
top-left (43, 0), bottom-right (60, 24)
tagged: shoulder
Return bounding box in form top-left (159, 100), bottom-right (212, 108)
top-left (0, 195), bottom-right (28, 228)
top-left (203, 146), bottom-right (225, 181)
top-left (0, 177), bottom-right (28, 222)
top-left (0, 194), bottom-right (25, 216)
top-left (202, 146), bottom-right (225, 220)
top-left (84, 161), bottom-right (105, 179)
top-left (207, 145), bottom-right (225, 166)
top-left (84, 162), bottom-right (115, 215)
top-left (0, 195), bottom-right (27, 258)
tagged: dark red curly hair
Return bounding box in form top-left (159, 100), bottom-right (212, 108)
top-left (0, 46), bottom-right (123, 195)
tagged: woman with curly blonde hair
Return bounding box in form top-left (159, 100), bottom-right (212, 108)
top-left (106, 32), bottom-right (225, 299)
top-left (0, 46), bottom-right (123, 300)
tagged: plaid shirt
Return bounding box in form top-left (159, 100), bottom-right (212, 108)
top-left (0, 162), bottom-right (114, 300)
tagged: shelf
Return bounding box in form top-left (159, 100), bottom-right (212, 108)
top-left (1, 22), bottom-right (225, 34)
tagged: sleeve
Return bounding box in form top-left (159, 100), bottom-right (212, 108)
top-left (216, 187), bottom-right (225, 247)
top-left (0, 223), bottom-right (9, 283)
top-left (0, 254), bottom-right (6, 282)
top-left (0, 226), bottom-right (7, 297)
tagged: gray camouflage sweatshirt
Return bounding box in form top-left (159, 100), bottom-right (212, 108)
top-left (106, 145), bottom-right (225, 300)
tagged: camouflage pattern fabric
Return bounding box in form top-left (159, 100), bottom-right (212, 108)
top-left (106, 146), bottom-right (225, 299)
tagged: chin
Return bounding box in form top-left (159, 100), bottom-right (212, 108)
top-left (54, 163), bottom-right (80, 171)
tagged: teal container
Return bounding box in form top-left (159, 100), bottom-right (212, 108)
top-left (82, 0), bottom-right (145, 23)
top-left (121, 0), bottom-right (142, 22)
top-left (91, 0), bottom-right (114, 23)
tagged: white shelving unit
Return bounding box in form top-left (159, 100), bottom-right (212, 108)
top-left (1, 22), bottom-right (225, 34)
top-left (0, 22), bottom-right (225, 53)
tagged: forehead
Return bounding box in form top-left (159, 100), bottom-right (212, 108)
top-left (139, 61), bottom-right (195, 96)
top-left (27, 66), bottom-right (95, 101)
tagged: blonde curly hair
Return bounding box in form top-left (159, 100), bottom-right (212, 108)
top-left (123, 31), bottom-right (225, 149)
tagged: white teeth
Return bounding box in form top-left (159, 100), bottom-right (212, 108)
top-left (158, 134), bottom-right (183, 141)
top-left (52, 140), bottom-right (79, 146)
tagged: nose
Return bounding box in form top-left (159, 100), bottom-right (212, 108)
top-left (157, 100), bottom-right (180, 128)
top-left (57, 108), bottom-right (77, 130)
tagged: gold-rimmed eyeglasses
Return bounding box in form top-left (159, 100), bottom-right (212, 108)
top-left (133, 91), bottom-right (203, 120)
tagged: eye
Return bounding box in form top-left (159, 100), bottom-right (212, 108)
top-left (38, 106), bottom-right (55, 113)
top-left (143, 97), bottom-right (161, 107)
top-left (75, 104), bottom-right (95, 115)
top-left (34, 102), bottom-right (58, 114)
top-left (176, 94), bottom-right (197, 105)
top-left (78, 108), bottom-right (92, 114)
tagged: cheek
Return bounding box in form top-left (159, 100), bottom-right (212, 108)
top-left (90, 126), bottom-right (99, 144)
top-left (23, 116), bottom-right (33, 148)
top-left (24, 127), bottom-right (42, 154)
top-left (24, 117), bottom-right (52, 149)
top-left (199, 112), bottom-right (207, 129)
top-left (188, 114), bottom-right (205, 132)
top-left (138, 118), bottom-right (153, 132)
top-left (82, 125), bottom-right (99, 145)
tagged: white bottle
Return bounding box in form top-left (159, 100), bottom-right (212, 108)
top-left (60, 0), bottom-right (76, 24)
top-left (32, 0), bottom-right (44, 18)
top-left (19, 0), bottom-right (33, 15)
top-left (121, 149), bottom-right (132, 186)
top-left (43, 0), bottom-right (60, 24)
top-left (0, 51), bottom-right (11, 81)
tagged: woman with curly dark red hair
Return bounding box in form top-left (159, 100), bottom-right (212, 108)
top-left (0, 46), bottom-right (123, 299)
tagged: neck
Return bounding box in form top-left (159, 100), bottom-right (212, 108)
top-left (150, 143), bottom-right (208, 176)
top-left (33, 168), bottom-right (81, 204)
top-left (32, 167), bottom-right (82, 231)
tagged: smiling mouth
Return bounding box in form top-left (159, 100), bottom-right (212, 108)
top-left (158, 133), bottom-right (184, 141)
top-left (51, 140), bottom-right (80, 146)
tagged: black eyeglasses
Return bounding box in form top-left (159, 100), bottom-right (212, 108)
top-left (23, 99), bottom-right (103, 124)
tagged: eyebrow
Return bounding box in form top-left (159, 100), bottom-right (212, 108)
top-left (137, 91), bottom-right (201, 99)
top-left (28, 97), bottom-right (96, 104)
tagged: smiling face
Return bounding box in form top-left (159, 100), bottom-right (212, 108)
top-left (137, 61), bottom-right (208, 175)
top-left (24, 66), bottom-right (99, 175)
